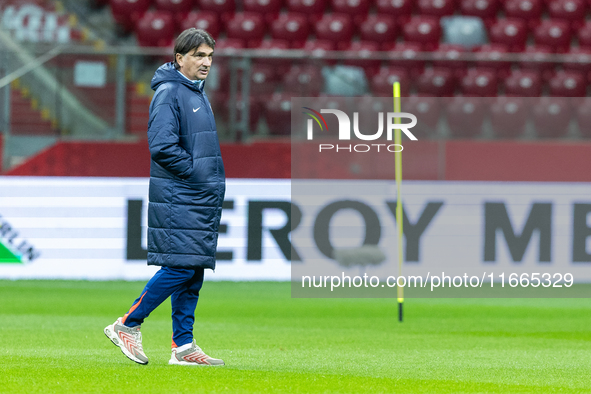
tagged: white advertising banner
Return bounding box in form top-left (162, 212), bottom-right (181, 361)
top-left (1, 177), bottom-right (591, 282)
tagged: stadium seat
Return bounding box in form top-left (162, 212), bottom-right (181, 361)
top-left (416, 67), bottom-right (456, 96)
top-left (401, 96), bottom-right (441, 138)
top-left (460, 0), bottom-right (499, 26)
top-left (371, 66), bottom-right (411, 96)
top-left (225, 12), bottom-right (266, 48)
top-left (446, 96), bottom-right (487, 138)
top-left (473, 44), bottom-right (511, 79)
top-left (532, 97), bottom-right (572, 138)
top-left (331, 0), bottom-right (371, 25)
top-left (180, 11), bottom-right (221, 39)
top-left (489, 18), bottom-right (528, 52)
top-left (534, 19), bottom-right (572, 53)
top-left (386, 42), bottom-right (425, 77)
top-left (460, 68), bottom-right (498, 96)
top-left (109, 0), bottom-right (151, 32)
top-left (504, 69), bottom-right (543, 97)
top-left (286, 0), bottom-right (326, 22)
top-left (355, 96), bottom-right (392, 141)
top-left (314, 13), bottom-right (355, 50)
top-left (250, 63), bottom-right (280, 97)
top-left (518, 45), bottom-right (556, 81)
top-left (376, 0), bottom-right (413, 24)
top-left (548, 0), bottom-right (587, 28)
top-left (548, 70), bottom-right (587, 97)
top-left (564, 47), bottom-right (591, 82)
top-left (214, 38), bottom-right (245, 55)
top-left (243, 0), bottom-right (284, 20)
top-left (270, 12), bottom-right (310, 48)
top-left (154, 0), bottom-right (194, 24)
top-left (283, 64), bottom-right (323, 96)
top-left (490, 96), bottom-right (528, 138)
top-left (135, 10), bottom-right (175, 47)
top-left (575, 98), bottom-right (591, 138)
top-left (432, 44), bottom-right (467, 79)
top-left (359, 15), bottom-right (398, 50)
top-left (264, 93), bottom-right (292, 135)
top-left (402, 16), bottom-right (441, 51)
top-left (417, 0), bottom-right (456, 16)
top-left (503, 0), bottom-right (543, 30)
top-left (577, 22), bottom-right (591, 49)
top-left (344, 41), bottom-right (382, 77)
top-left (197, 0), bottom-right (235, 23)
top-left (257, 38), bottom-right (292, 74)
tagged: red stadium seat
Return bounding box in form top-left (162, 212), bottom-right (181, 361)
top-left (314, 13), bottom-right (355, 50)
top-left (532, 97), bottom-right (573, 138)
top-left (417, 0), bottom-right (456, 16)
top-left (386, 42), bottom-right (425, 77)
top-left (577, 21), bottom-right (591, 49)
top-left (548, 0), bottom-right (586, 28)
top-left (244, 0), bottom-right (284, 16)
top-left (401, 96), bottom-right (441, 138)
top-left (460, 68), bottom-right (498, 96)
top-left (331, 0), bottom-right (371, 25)
top-left (504, 69), bottom-right (543, 96)
top-left (257, 38), bottom-right (291, 74)
top-left (518, 45), bottom-right (556, 81)
top-left (344, 41), bottom-right (382, 77)
top-left (283, 64), bottom-right (323, 96)
top-left (474, 44), bottom-right (511, 79)
top-left (270, 12), bottom-right (310, 48)
top-left (575, 98), bottom-right (591, 138)
top-left (303, 39), bottom-right (337, 65)
top-left (432, 44), bottom-right (468, 79)
top-left (402, 16), bottom-right (441, 51)
top-left (214, 38), bottom-right (246, 55)
top-left (376, 0), bottom-right (414, 24)
top-left (250, 63), bottom-right (280, 97)
top-left (564, 47), bottom-right (591, 82)
top-left (355, 96), bottom-right (392, 140)
top-left (490, 96), bottom-right (528, 138)
top-left (371, 66), bottom-right (411, 96)
top-left (548, 70), bottom-right (587, 97)
top-left (446, 96), bottom-right (488, 138)
top-left (181, 11), bottom-right (221, 39)
top-left (154, 0), bottom-right (194, 24)
top-left (225, 12), bottom-right (266, 48)
top-left (286, 0), bottom-right (326, 22)
top-left (264, 93), bottom-right (292, 136)
top-left (359, 15), bottom-right (398, 49)
top-left (489, 18), bottom-right (528, 52)
top-left (110, 0), bottom-right (151, 32)
top-left (504, 0), bottom-right (543, 30)
top-left (534, 19), bottom-right (572, 53)
top-left (460, 0), bottom-right (499, 26)
top-left (416, 67), bottom-right (456, 96)
top-left (135, 11), bottom-right (175, 47)
top-left (197, 0), bottom-right (235, 23)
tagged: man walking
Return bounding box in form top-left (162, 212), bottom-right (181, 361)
top-left (104, 28), bottom-right (225, 366)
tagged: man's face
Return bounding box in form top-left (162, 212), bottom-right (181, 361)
top-left (176, 44), bottom-right (214, 81)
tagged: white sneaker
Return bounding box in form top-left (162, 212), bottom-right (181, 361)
top-left (169, 340), bottom-right (224, 366)
top-left (104, 317), bottom-right (149, 365)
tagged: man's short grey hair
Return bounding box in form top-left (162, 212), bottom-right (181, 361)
top-left (173, 28), bottom-right (215, 70)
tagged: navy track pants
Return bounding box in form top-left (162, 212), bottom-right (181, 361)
top-left (121, 266), bottom-right (204, 348)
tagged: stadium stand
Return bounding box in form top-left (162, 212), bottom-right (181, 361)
top-left (4, 0), bottom-right (591, 175)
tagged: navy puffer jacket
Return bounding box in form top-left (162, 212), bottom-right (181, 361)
top-left (147, 63), bottom-right (225, 270)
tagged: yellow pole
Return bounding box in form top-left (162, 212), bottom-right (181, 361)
top-left (393, 82), bottom-right (404, 322)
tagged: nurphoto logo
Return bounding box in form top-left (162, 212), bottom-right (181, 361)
top-left (302, 107), bottom-right (418, 153)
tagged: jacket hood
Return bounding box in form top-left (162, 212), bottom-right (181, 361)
top-left (151, 62), bottom-right (204, 92)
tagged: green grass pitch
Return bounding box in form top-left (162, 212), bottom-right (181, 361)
top-left (1, 280), bottom-right (591, 393)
